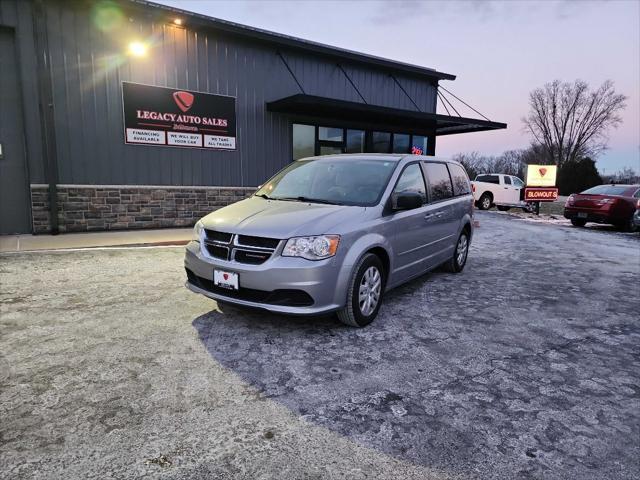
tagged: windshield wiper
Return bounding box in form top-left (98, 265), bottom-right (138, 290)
top-left (277, 196), bottom-right (339, 205)
top-left (254, 193), bottom-right (271, 200)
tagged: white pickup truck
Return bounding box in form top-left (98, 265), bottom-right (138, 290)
top-left (471, 174), bottom-right (534, 211)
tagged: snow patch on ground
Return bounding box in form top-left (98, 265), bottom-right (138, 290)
top-left (493, 209), bottom-right (571, 226)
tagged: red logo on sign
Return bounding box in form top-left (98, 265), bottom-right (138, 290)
top-left (173, 91), bottom-right (194, 112)
top-left (539, 167), bottom-right (547, 177)
top-left (223, 273), bottom-right (229, 280)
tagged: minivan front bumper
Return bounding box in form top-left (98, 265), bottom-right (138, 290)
top-left (184, 240), bottom-right (349, 315)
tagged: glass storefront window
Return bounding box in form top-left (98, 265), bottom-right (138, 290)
top-left (318, 127), bottom-right (343, 142)
top-left (346, 130), bottom-right (365, 153)
top-left (372, 132), bottom-right (391, 153)
top-left (392, 134), bottom-right (410, 153)
top-left (293, 124), bottom-right (315, 160)
top-left (293, 124), bottom-right (433, 159)
top-left (319, 145), bottom-right (343, 156)
top-left (411, 135), bottom-right (427, 155)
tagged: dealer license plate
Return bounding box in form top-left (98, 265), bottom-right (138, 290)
top-left (577, 212), bottom-right (588, 218)
top-left (213, 270), bottom-right (239, 290)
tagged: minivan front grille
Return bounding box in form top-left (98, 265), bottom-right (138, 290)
top-left (202, 230), bottom-right (280, 265)
top-left (205, 230), bottom-right (232, 243)
top-left (237, 235), bottom-right (280, 249)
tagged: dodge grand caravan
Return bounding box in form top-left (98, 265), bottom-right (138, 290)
top-left (185, 154), bottom-right (474, 327)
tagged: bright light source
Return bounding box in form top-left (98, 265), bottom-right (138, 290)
top-left (127, 41), bottom-right (147, 57)
top-left (173, 18), bottom-right (183, 25)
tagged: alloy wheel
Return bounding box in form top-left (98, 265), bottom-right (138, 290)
top-left (358, 266), bottom-right (381, 316)
top-left (456, 234), bottom-right (468, 267)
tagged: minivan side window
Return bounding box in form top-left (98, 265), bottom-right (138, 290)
top-left (424, 162), bottom-right (454, 201)
top-left (393, 163), bottom-right (426, 203)
top-left (448, 164), bottom-right (471, 196)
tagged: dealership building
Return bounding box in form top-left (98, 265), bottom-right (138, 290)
top-left (0, 0), bottom-right (506, 234)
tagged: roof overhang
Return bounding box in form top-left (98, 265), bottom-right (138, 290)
top-left (266, 94), bottom-right (506, 136)
top-left (131, 1), bottom-right (455, 81)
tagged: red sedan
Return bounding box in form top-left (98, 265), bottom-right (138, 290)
top-left (564, 184), bottom-right (640, 231)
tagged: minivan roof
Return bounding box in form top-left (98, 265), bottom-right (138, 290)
top-left (297, 153), bottom-right (458, 163)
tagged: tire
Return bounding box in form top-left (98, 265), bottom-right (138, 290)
top-left (443, 230), bottom-right (470, 273)
top-left (337, 253), bottom-right (385, 328)
top-left (497, 206), bottom-right (511, 212)
top-left (571, 218), bottom-right (587, 227)
top-left (620, 218), bottom-right (638, 233)
top-left (478, 193), bottom-right (492, 210)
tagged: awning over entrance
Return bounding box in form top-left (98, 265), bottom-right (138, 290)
top-left (266, 94), bottom-right (506, 136)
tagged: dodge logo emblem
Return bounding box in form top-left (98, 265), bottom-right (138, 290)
top-left (223, 273), bottom-right (229, 280)
top-left (538, 167), bottom-right (547, 177)
top-left (173, 91), bottom-right (194, 112)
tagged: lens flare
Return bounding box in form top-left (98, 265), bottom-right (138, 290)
top-left (91, 1), bottom-right (124, 33)
top-left (128, 41), bottom-right (148, 57)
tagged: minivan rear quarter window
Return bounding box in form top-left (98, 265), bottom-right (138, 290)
top-left (448, 164), bottom-right (471, 196)
top-left (424, 162), bottom-right (453, 201)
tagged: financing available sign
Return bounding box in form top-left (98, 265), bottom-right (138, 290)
top-left (526, 164), bottom-right (557, 187)
top-left (122, 82), bottom-right (236, 150)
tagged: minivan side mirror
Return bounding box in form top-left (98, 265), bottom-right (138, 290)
top-left (392, 192), bottom-right (423, 210)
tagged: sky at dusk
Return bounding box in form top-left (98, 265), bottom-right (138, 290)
top-left (157, 0), bottom-right (639, 174)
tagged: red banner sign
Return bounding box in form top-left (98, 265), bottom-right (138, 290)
top-left (525, 187), bottom-right (558, 202)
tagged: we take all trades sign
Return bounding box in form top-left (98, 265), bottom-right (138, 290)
top-left (122, 82), bottom-right (236, 150)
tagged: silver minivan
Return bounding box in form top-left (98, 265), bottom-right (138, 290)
top-left (185, 154), bottom-right (473, 327)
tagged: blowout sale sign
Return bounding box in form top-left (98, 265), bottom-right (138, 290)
top-left (122, 82), bottom-right (236, 150)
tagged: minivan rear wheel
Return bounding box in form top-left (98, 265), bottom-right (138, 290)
top-left (337, 253), bottom-right (385, 328)
top-left (443, 230), bottom-right (470, 273)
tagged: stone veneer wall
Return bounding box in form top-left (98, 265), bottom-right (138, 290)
top-left (30, 185), bottom-right (255, 234)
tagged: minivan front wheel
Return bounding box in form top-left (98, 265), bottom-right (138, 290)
top-left (337, 253), bottom-right (385, 328)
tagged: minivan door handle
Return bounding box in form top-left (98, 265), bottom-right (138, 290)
top-left (424, 211), bottom-right (444, 220)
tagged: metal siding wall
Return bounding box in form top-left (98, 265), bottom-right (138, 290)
top-left (40, 1), bottom-right (437, 188)
top-left (0, 0), bottom-right (46, 184)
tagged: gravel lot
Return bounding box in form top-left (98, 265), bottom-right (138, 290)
top-left (1, 212), bottom-right (638, 479)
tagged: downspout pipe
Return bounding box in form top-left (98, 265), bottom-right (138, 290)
top-left (32, 0), bottom-right (59, 234)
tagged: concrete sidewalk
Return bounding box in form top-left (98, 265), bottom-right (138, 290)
top-left (0, 228), bottom-right (192, 253)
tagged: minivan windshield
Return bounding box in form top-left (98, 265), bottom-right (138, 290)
top-left (255, 158), bottom-right (398, 206)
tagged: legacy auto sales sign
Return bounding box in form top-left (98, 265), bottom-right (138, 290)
top-left (122, 82), bottom-right (236, 150)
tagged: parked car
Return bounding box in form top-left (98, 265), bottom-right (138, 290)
top-left (185, 154), bottom-right (474, 327)
top-left (471, 174), bottom-right (535, 212)
top-left (634, 200), bottom-right (640, 230)
top-left (564, 184), bottom-right (640, 231)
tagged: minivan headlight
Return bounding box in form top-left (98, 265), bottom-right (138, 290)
top-left (192, 220), bottom-right (204, 242)
top-left (282, 235), bottom-right (340, 260)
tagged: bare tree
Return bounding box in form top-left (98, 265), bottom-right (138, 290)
top-left (491, 150), bottom-right (524, 177)
top-left (523, 80), bottom-right (627, 166)
top-left (451, 151), bottom-right (486, 180)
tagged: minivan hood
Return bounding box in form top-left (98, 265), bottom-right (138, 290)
top-left (200, 197), bottom-right (365, 238)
